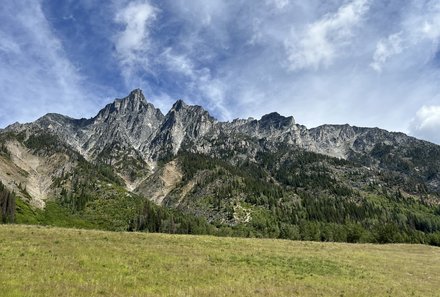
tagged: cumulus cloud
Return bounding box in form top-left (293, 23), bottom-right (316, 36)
top-left (410, 105), bottom-right (440, 144)
top-left (285, 0), bottom-right (370, 71)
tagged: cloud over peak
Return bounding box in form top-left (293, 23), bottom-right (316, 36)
top-left (114, 1), bottom-right (157, 82)
top-left (2, 0), bottom-right (440, 144)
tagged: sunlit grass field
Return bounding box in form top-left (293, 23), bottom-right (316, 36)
top-left (1, 225), bottom-right (439, 296)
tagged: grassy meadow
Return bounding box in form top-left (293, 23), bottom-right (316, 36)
top-left (0, 225), bottom-right (439, 296)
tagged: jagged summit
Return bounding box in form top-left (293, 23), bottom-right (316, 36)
top-left (128, 88), bottom-right (143, 98)
top-left (171, 99), bottom-right (187, 111)
top-left (95, 89), bottom-right (156, 119)
top-left (169, 99), bottom-right (214, 120)
top-left (260, 112), bottom-right (295, 127)
top-left (115, 88), bottom-right (146, 106)
top-left (112, 88), bottom-right (144, 102)
top-left (3, 88), bottom-right (439, 177)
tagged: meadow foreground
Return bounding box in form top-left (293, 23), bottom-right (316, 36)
top-left (1, 225), bottom-right (439, 296)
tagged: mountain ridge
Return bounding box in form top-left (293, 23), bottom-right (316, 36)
top-left (2, 89), bottom-right (440, 245)
top-left (3, 88), bottom-right (439, 193)
top-left (4, 89), bottom-right (428, 156)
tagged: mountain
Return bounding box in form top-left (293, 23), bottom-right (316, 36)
top-left (1, 89), bottom-right (440, 244)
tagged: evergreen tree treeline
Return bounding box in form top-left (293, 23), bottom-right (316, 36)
top-left (0, 181), bottom-right (15, 223)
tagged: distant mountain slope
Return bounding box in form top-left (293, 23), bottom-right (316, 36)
top-left (1, 89), bottom-right (440, 245)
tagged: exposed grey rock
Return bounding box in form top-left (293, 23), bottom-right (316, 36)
top-left (144, 99), bottom-right (216, 160)
top-left (3, 88), bottom-right (440, 193)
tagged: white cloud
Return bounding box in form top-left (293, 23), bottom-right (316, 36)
top-left (370, 0), bottom-right (440, 72)
top-left (106, 0), bottom-right (440, 144)
top-left (266, 0), bottom-right (290, 10)
top-left (160, 48), bottom-right (196, 78)
top-left (285, 0), bottom-right (370, 71)
top-left (421, 17), bottom-right (440, 41)
top-left (0, 31), bottom-right (21, 54)
top-left (4, 0), bottom-right (440, 147)
top-left (410, 105), bottom-right (440, 144)
top-left (417, 1), bottom-right (440, 41)
top-left (168, 0), bottom-right (228, 27)
top-left (114, 1), bottom-right (157, 82)
top-left (128, 0), bottom-right (440, 141)
top-left (149, 91), bottom-right (176, 114)
top-left (4, 0), bottom-right (432, 144)
top-left (370, 32), bottom-right (404, 72)
top-left (158, 48), bottom-right (231, 119)
top-left (198, 76), bottom-right (231, 120)
top-left (0, 1), bottom-right (99, 128)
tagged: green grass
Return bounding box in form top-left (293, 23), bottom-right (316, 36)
top-left (0, 225), bottom-right (439, 296)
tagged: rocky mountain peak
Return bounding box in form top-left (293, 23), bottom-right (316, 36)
top-left (36, 113), bottom-right (73, 124)
top-left (260, 112), bottom-right (295, 127)
top-left (128, 88), bottom-right (143, 98)
top-left (144, 100), bottom-right (217, 158)
top-left (166, 99), bottom-right (215, 124)
top-left (117, 88), bottom-right (147, 108)
top-left (110, 89), bottom-right (147, 113)
top-left (94, 89), bottom-right (163, 124)
top-left (171, 99), bottom-right (188, 112)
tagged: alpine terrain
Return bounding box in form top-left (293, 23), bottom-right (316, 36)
top-left (1, 89), bottom-right (440, 245)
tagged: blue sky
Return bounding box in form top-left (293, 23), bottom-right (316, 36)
top-left (1, 0), bottom-right (440, 143)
